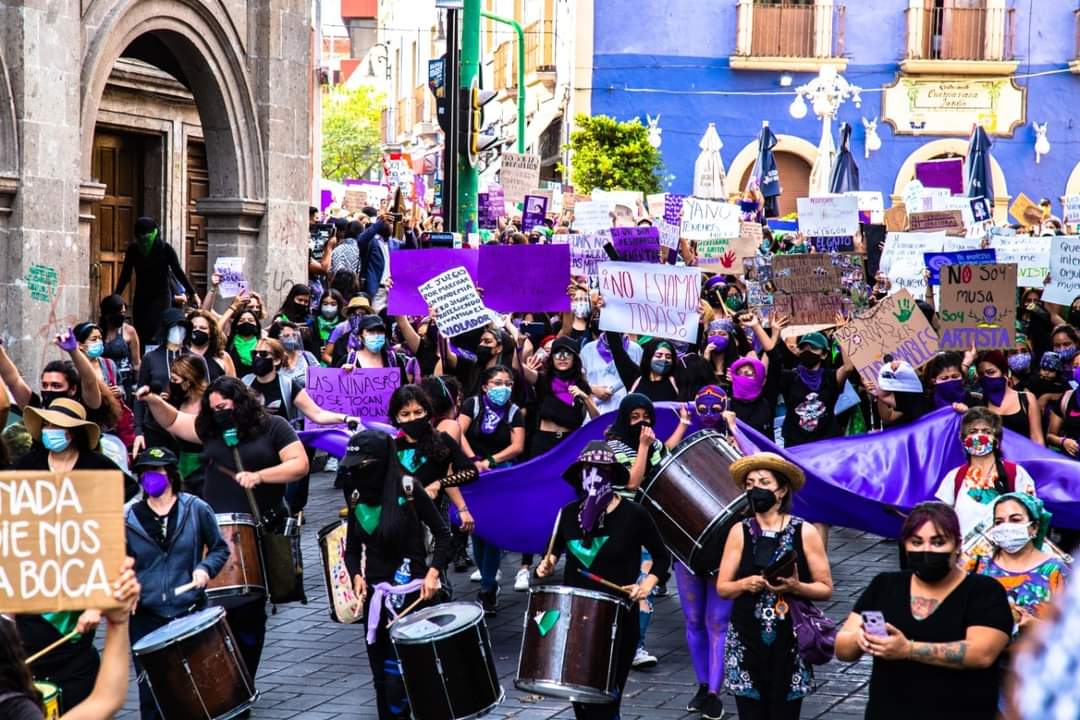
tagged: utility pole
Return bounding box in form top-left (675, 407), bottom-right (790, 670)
top-left (456, 0), bottom-right (480, 234)
top-left (441, 7), bottom-right (460, 232)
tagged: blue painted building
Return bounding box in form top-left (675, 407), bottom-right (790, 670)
top-left (586, 0), bottom-right (1080, 221)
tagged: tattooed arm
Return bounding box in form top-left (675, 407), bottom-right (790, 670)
top-left (863, 623), bottom-right (1009, 670)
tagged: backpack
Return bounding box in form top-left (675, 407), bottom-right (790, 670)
top-left (101, 358), bottom-right (137, 448)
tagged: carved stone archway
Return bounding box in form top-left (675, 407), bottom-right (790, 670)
top-left (892, 138), bottom-right (1010, 224)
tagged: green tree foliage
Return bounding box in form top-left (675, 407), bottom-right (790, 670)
top-left (321, 85), bottom-right (384, 182)
top-left (560, 114), bottom-right (663, 194)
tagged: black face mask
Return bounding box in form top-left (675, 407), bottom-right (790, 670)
top-left (108, 313), bottom-right (126, 327)
top-left (40, 390), bottom-right (68, 408)
top-left (905, 550), bottom-right (953, 583)
top-left (236, 322), bottom-right (259, 338)
top-left (169, 382), bottom-right (186, 400)
top-left (349, 463), bottom-right (385, 505)
top-left (252, 356), bottom-right (275, 376)
top-left (628, 421), bottom-right (651, 446)
top-left (190, 329), bottom-right (210, 347)
top-left (476, 346), bottom-right (495, 364)
top-left (748, 486), bottom-right (778, 514)
top-left (213, 409), bottom-right (236, 430)
top-left (398, 417), bottom-right (433, 441)
top-left (798, 350), bottom-right (822, 369)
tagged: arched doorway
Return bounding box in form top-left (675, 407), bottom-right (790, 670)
top-left (892, 137), bottom-right (1010, 223)
top-left (79, 0), bottom-right (266, 304)
top-left (727, 133), bottom-right (818, 217)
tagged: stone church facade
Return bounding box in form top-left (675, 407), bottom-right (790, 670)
top-left (0, 0), bottom-right (313, 380)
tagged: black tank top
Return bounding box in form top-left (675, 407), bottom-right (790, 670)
top-left (999, 392), bottom-right (1032, 439)
top-left (1059, 390), bottom-right (1080, 443)
top-left (102, 329), bottom-right (133, 384)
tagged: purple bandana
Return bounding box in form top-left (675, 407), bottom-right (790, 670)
top-left (551, 377), bottom-right (575, 406)
top-left (796, 365), bottom-right (824, 392)
top-left (595, 334), bottom-right (626, 364)
top-left (479, 395), bottom-right (510, 435)
top-left (578, 465), bottom-right (615, 533)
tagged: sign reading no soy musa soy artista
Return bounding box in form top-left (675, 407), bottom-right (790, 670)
top-left (598, 262), bottom-right (701, 342)
top-left (938, 263), bottom-right (1017, 350)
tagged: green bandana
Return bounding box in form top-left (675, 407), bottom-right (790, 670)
top-left (353, 503), bottom-right (382, 534)
top-left (534, 608), bottom-right (561, 636)
top-left (567, 536), bottom-right (609, 569)
top-left (232, 334), bottom-right (258, 365)
top-left (42, 611), bottom-right (82, 642)
top-left (317, 315), bottom-right (338, 342)
top-left (137, 228), bottom-right (158, 256)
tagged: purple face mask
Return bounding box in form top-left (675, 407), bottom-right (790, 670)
top-left (708, 334), bottom-right (729, 351)
top-left (933, 378), bottom-right (967, 408)
top-left (731, 372), bottom-right (765, 401)
top-left (140, 470), bottom-right (170, 498)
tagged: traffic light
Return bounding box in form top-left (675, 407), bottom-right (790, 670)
top-left (463, 77), bottom-right (499, 167)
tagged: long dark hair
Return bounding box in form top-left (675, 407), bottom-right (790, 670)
top-left (0, 618), bottom-right (43, 712)
top-left (543, 339), bottom-right (590, 394)
top-left (388, 384), bottom-right (449, 463)
top-left (419, 375), bottom-right (458, 423)
top-left (226, 309), bottom-right (262, 351)
top-left (638, 338), bottom-right (678, 384)
top-left (99, 294), bottom-right (127, 332)
top-left (275, 283), bottom-right (312, 322)
top-left (373, 432), bottom-right (417, 557)
top-left (194, 376), bottom-right (270, 442)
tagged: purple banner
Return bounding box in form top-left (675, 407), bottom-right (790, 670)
top-left (487, 185), bottom-right (505, 224)
top-left (610, 226), bottom-right (661, 263)
top-left (521, 194), bottom-right (549, 231)
top-left (915, 158), bottom-right (964, 195)
top-left (478, 244), bottom-right (571, 312)
top-left (303, 367), bottom-right (402, 429)
top-left (387, 248), bottom-right (479, 315)
top-left (663, 193), bottom-right (685, 225)
top-left (478, 193), bottom-right (496, 229)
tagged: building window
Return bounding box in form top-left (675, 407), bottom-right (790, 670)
top-left (903, 0), bottom-right (1017, 74)
top-left (732, 0), bottom-right (847, 71)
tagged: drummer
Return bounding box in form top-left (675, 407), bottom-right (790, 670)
top-left (537, 441), bottom-right (671, 720)
top-left (125, 446), bottom-right (229, 720)
top-left (341, 430), bottom-right (450, 720)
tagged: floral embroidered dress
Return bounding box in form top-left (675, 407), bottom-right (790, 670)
top-left (723, 516), bottom-right (814, 703)
top-left (970, 554), bottom-right (1069, 633)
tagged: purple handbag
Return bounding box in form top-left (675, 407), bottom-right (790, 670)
top-left (788, 597), bottom-right (838, 665)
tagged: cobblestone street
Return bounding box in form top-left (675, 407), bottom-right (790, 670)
top-left (117, 471), bottom-right (889, 719)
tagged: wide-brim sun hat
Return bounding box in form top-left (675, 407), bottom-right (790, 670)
top-left (23, 398), bottom-right (101, 449)
top-left (729, 452), bottom-right (806, 492)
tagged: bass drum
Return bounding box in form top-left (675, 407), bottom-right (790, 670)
top-left (206, 513), bottom-right (266, 608)
top-left (641, 430), bottom-right (747, 575)
top-left (515, 585), bottom-right (630, 704)
top-left (317, 519), bottom-right (363, 623)
top-left (391, 602), bottom-right (503, 719)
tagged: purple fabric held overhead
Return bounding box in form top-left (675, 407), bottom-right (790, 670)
top-left (915, 158), bottom-right (965, 195)
top-left (386, 248), bottom-right (479, 315)
top-left (477, 244), bottom-right (571, 313)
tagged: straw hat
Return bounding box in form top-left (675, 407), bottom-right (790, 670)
top-left (729, 452), bottom-right (805, 491)
top-left (23, 398), bottom-right (101, 449)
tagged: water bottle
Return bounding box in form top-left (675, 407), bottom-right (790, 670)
top-left (391, 558), bottom-right (411, 610)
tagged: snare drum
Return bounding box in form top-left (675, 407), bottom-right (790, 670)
top-left (641, 430), bottom-right (747, 575)
top-left (132, 607), bottom-right (258, 720)
top-left (515, 585), bottom-right (630, 704)
top-left (391, 602), bottom-right (503, 719)
top-left (34, 681), bottom-right (60, 720)
top-left (317, 519), bottom-right (363, 623)
top-left (206, 513), bottom-right (266, 606)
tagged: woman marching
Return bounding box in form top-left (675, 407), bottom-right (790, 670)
top-left (536, 441), bottom-right (671, 720)
top-left (341, 430), bottom-right (451, 719)
top-left (716, 453), bottom-right (833, 720)
top-left (125, 446), bottom-right (229, 719)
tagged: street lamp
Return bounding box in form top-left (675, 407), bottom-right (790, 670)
top-left (367, 42), bottom-right (391, 80)
top-left (790, 65), bottom-right (862, 196)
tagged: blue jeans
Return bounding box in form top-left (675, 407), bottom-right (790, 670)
top-left (472, 536), bottom-right (502, 592)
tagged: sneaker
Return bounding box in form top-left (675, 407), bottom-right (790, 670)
top-left (454, 550), bottom-right (473, 573)
top-left (701, 694), bottom-right (725, 720)
top-left (514, 568), bottom-right (531, 591)
top-left (325, 456), bottom-right (339, 473)
top-left (631, 646), bottom-right (657, 670)
top-left (653, 582), bottom-right (669, 597)
top-left (471, 569), bottom-right (501, 583)
top-left (686, 684), bottom-right (708, 712)
top-left (480, 586), bottom-right (500, 616)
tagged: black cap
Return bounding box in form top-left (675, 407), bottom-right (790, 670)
top-left (161, 307), bottom-right (186, 329)
top-left (561, 440), bottom-right (629, 491)
top-left (134, 217), bottom-right (158, 235)
top-left (340, 430), bottom-right (390, 469)
top-left (361, 206), bottom-right (379, 218)
top-left (133, 446), bottom-right (178, 470)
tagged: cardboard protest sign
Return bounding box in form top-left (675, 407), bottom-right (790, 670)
top-left (342, 188), bottom-right (368, 212)
top-left (938, 263), bottom-right (1017, 350)
top-left (478, 244), bottom-right (571, 312)
top-left (419, 266), bottom-right (490, 337)
top-left (0, 471), bottom-right (124, 614)
top-left (598, 262), bottom-right (701, 342)
top-left (680, 197), bottom-right (740, 241)
top-left (388, 249), bottom-right (479, 315)
top-left (304, 367), bottom-right (402, 429)
top-left (610, 226), bottom-right (660, 263)
top-left (908, 210), bottom-right (966, 234)
top-left (214, 257), bottom-right (247, 298)
top-left (646, 193), bottom-right (666, 219)
top-left (834, 290), bottom-right (940, 387)
top-left (572, 201), bottom-right (614, 234)
top-left (1009, 192), bottom-right (1042, 227)
top-left (663, 194), bottom-right (685, 225)
top-left (521, 194), bottom-right (549, 230)
top-left (1043, 235), bottom-right (1080, 305)
top-left (1063, 196), bottom-right (1080, 224)
top-left (500, 153), bottom-right (542, 204)
top-left (923, 249), bottom-right (997, 285)
top-left (915, 158), bottom-right (964, 195)
top-left (771, 253), bottom-right (856, 325)
top-left (988, 233), bottom-right (1051, 289)
top-left (880, 232), bottom-right (946, 297)
top-left (797, 196), bottom-right (859, 237)
top-left (884, 204), bottom-right (908, 232)
top-left (487, 185), bottom-right (505, 221)
top-left (697, 225), bottom-right (762, 275)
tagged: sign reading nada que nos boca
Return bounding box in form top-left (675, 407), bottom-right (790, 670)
top-left (881, 77), bottom-right (1026, 137)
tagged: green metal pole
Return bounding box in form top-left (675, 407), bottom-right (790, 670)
top-left (457, 0), bottom-right (480, 234)
top-left (480, 10), bottom-right (525, 153)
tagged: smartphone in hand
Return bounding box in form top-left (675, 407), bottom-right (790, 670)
top-left (862, 611), bottom-right (888, 638)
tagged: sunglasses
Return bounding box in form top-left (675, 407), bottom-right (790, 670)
top-left (552, 350), bottom-right (574, 360)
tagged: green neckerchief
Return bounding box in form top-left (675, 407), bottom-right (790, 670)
top-left (353, 503), bottom-right (382, 534)
top-left (316, 315), bottom-right (338, 342)
top-left (177, 450), bottom-right (202, 480)
top-left (137, 228), bottom-right (158, 256)
top-left (42, 611), bottom-right (82, 642)
top-left (567, 536), bottom-right (609, 569)
top-left (232, 334), bottom-right (258, 365)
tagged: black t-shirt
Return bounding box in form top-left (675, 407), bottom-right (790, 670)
top-left (551, 498), bottom-right (671, 592)
top-left (200, 415), bottom-right (299, 516)
top-left (343, 487), bottom-right (452, 584)
top-left (396, 431), bottom-right (473, 488)
top-left (460, 396), bottom-right (524, 459)
top-left (853, 571), bottom-right (1013, 719)
top-left (251, 376), bottom-right (302, 422)
top-left (132, 498), bottom-right (179, 550)
top-left (779, 366), bottom-right (840, 446)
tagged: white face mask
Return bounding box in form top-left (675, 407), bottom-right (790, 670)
top-left (167, 326), bottom-right (187, 345)
top-left (988, 522), bottom-right (1033, 554)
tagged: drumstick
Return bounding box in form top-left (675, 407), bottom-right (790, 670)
top-left (544, 508), bottom-right (563, 561)
top-left (25, 630), bottom-right (80, 666)
top-left (576, 568), bottom-right (632, 596)
top-left (173, 581), bottom-right (198, 596)
top-left (386, 596), bottom-right (424, 628)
